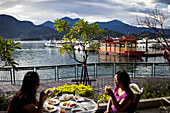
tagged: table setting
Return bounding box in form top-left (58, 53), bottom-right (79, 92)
top-left (43, 92), bottom-right (98, 113)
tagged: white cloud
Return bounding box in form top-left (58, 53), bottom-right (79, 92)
top-left (0, 0), bottom-right (169, 27)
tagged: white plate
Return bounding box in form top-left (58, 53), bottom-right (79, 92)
top-left (44, 105), bottom-right (58, 112)
top-left (60, 101), bottom-right (77, 109)
top-left (59, 96), bottom-right (70, 101)
top-left (44, 98), bottom-right (60, 106)
top-left (48, 98), bottom-right (60, 105)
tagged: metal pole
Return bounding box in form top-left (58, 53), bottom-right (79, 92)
top-left (75, 65), bottom-right (76, 79)
top-left (96, 63), bottom-right (98, 78)
top-left (57, 67), bottom-right (59, 81)
top-left (13, 68), bottom-right (15, 84)
top-left (132, 63), bottom-right (135, 77)
top-left (95, 63), bottom-right (97, 78)
top-left (114, 63), bottom-right (116, 75)
top-left (152, 63), bottom-right (155, 78)
top-left (76, 64), bottom-right (78, 79)
top-left (55, 66), bottom-right (57, 81)
top-left (10, 68), bottom-right (13, 84)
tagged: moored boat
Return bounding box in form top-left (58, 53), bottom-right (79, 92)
top-left (98, 36), bottom-right (145, 57)
top-left (44, 39), bottom-right (57, 47)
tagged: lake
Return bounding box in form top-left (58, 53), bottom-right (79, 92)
top-left (13, 41), bottom-right (166, 67)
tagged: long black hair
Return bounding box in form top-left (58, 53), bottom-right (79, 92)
top-left (20, 71), bottom-right (40, 104)
top-left (116, 71), bottom-right (130, 89)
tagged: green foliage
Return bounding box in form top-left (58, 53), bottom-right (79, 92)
top-left (0, 92), bottom-right (13, 111)
top-left (0, 36), bottom-right (21, 68)
top-left (45, 83), bottom-right (94, 98)
top-left (96, 79), bottom-right (170, 102)
top-left (53, 18), bottom-right (104, 54)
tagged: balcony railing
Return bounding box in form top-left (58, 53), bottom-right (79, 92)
top-left (0, 62), bottom-right (169, 84)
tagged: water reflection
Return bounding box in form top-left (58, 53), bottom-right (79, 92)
top-left (98, 54), bottom-right (143, 63)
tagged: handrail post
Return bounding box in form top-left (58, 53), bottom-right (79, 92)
top-left (76, 64), bottom-right (78, 79)
top-left (132, 63), bottom-right (135, 77)
top-left (57, 66), bottom-right (59, 81)
top-left (75, 65), bottom-right (76, 79)
top-left (13, 68), bottom-right (15, 84)
top-left (152, 63), bottom-right (155, 78)
top-left (114, 63), bottom-right (116, 76)
top-left (10, 68), bottom-right (13, 84)
top-left (95, 63), bottom-right (97, 78)
top-left (55, 66), bottom-right (57, 81)
top-left (34, 67), bottom-right (37, 72)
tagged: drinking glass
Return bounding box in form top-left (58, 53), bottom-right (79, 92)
top-left (75, 91), bottom-right (79, 99)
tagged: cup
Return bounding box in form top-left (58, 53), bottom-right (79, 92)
top-left (62, 94), bottom-right (68, 100)
top-left (75, 91), bottom-right (79, 99)
top-left (60, 109), bottom-right (65, 113)
top-left (106, 86), bottom-right (111, 90)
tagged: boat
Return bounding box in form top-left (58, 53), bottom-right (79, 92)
top-left (44, 39), bottom-right (57, 47)
top-left (98, 36), bottom-right (145, 56)
top-left (74, 43), bottom-right (96, 51)
top-left (137, 38), bottom-right (160, 48)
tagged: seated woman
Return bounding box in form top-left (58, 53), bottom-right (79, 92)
top-left (7, 71), bottom-right (51, 113)
top-left (96, 71), bottom-right (134, 113)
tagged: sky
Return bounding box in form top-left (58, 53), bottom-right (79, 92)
top-left (0, 0), bottom-right (170, 28)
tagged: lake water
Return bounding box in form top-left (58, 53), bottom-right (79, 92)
top-left (0, 40), bottom-right (168, 83)
top-left (13, 41), bottom-right (166, 67)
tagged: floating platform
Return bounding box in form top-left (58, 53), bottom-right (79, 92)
top-left (143, 51), bottom-right (163, 57)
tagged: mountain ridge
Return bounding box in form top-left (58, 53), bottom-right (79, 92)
top-left (0, 14), bottom-right (169, 40)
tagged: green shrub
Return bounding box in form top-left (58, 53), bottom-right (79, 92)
top-left (45, 83), bottom-right (94, 98)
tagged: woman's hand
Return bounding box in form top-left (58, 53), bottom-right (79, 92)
top-left (104, 110), bottom-right (109, 113)
top-left (39, 91), bottom-right (49, 103)
top-left (105, 87), bottom-right (114, 96)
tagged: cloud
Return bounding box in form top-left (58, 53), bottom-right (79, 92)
top-left (0, 0), bottom-right (169, 28)
top-left (153, 0), bottom-right (170, 5)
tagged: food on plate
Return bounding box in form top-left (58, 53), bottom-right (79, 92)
top-left (48, 100), bottom-right (57, 104)
top-left (69, 103), bottom-right (76, 107)
top-left (63, 102), bottom-right (76, 107)
top-left (47, 106), bottom-right (54, 110)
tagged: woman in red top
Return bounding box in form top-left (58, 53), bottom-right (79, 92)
top-left (7, 71), bottom-right (51, 113)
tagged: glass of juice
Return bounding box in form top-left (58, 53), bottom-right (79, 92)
top-left (60, 109), bottom-right (65, 113)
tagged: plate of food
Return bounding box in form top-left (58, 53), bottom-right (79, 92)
top-left (59, 101), bottom-right (77, 109)
top-left (44, 105), bottom-right (58, 112)
top-left (48, 98), bottom-right (60, 105)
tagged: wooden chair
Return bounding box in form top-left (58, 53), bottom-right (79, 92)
top-left (159, 97), bottom-right (170, 113)
top-left (97, 83), bottom-right (143, 113)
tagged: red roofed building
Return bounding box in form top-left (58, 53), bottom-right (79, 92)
top-left (98, 36), bottom-right (145, 56)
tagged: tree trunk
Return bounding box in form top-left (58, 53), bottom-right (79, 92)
top-left (80, 63), bottom-right (90, 86)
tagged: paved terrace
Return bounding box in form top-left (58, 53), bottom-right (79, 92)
top-left (0, 77), bottom-right (170, 113)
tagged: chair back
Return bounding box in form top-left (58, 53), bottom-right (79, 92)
top-left (129, 83), bottom-right (143, 113)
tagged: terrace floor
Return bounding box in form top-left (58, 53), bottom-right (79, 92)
top-left (0, 77), bottom-right (169, 113)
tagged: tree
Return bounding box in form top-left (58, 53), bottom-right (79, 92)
top-left (0, 36), bottom-right (22, 68)
top-left (137, 8), bottom-right (170, 63)
top-left (54, 19), bottom-right (104, 85)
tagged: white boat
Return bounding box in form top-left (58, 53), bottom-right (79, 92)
top-left (44, 39), bottom-right (57, 47)
top-left (137, 39), bottom-right (160, 48)
top-left (74, 43), bottom-right (96, 51)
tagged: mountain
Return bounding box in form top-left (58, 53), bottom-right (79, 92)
top-left (18, 25), bottom-right (57, 39)
top-left (96, 20), bottom-right (142, 34)
top-left (0, 14), bottom-right (169, 40)
top-left (42, 17), bottom-right (80, 28)
top-left (0, 14), bottom-right (35, 39)
top-left (43, 17), bottom-right (170, 37)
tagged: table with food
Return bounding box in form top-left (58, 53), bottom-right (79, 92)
top-left (43, 93), bottom-right (98, 113)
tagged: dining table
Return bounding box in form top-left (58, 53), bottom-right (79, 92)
top-left (43, 94), bottom-right (98, 113)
